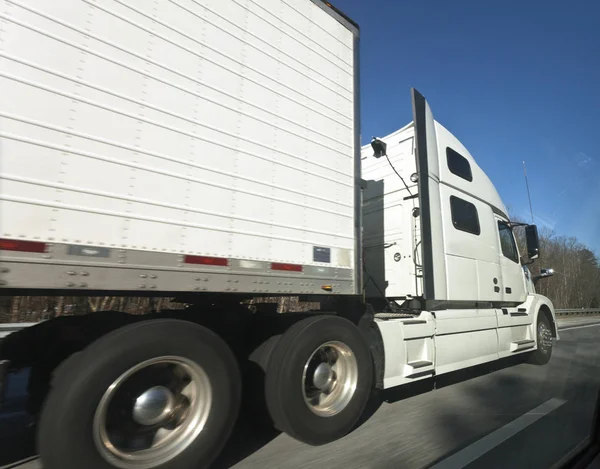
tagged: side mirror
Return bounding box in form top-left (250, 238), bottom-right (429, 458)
top-left (540, 268), bottom-right (554, 277)
top-left (525, 224), bottom-right (540, 260)
top-left (533, 268), bottom-right (554, 285)
top-left (371, 137), bottom-right (387, 158)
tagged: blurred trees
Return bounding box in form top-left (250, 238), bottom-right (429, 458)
top-left (531, 233), bottom-right (600, 309)
top-left (0, 295), bottom-right (320, 323)
top-left (0, 296), bottom-right (186, 323)
top-left (513, 221), bottom-right (600, 309)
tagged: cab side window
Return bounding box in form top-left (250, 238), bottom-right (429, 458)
top-left (498, 221), bottom-right (519, 263)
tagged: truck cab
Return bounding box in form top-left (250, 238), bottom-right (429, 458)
top-left (362, 89), bottom-right (558, 386)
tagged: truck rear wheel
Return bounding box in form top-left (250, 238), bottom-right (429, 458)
top-left (38, 319), bottom-right (241, 469)
top-left (265, 315), bottom-right (373, 445)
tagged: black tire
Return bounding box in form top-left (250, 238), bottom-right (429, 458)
top-left (38, 319), bottom-right (241, 469)
top-left (528, 313), bottom-right (553, 365)
top-left (265, 315), bottom-right (373, 445)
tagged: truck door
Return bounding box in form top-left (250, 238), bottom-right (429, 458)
top-left (495, 217), bottom-right (527, 305)
top-left (495, 216), bottom-right (532, 355)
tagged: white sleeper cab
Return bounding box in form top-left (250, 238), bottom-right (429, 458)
top-left (363, 90), bottom-right (556, 389)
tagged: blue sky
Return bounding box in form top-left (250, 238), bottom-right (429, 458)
top-left (335, 0), bottom-right (600, 254)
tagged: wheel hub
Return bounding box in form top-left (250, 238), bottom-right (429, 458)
top-left (93, 356), bottom-right (212, 469)
top-left (312, 362), bottom-right (335, 392)
top-left (133, 386), bottom-right (175, 426)
top-left (302, 341), bottom-right (358, 417)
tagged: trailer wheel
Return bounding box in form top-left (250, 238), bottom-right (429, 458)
top-left (38, 319), bottom-right (241, 469)
top-left (265, 315), bottom-right (373, 445)
top-left (528, 313), bottom-right (553, 365)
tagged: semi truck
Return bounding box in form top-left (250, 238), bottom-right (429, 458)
top-left (0, 0), bottom-right (557, 468)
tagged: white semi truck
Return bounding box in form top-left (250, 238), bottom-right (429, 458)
top-left (0, 0), bottom-right (557, 468)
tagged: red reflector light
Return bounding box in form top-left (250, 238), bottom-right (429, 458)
top-left (271, 262), bottom-right (303, 272)
top-left (0, 239), bottom-right (47, 253)
top-left (184, 255), bottom-right (228, 266)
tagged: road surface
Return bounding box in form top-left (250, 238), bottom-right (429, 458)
top-left (2, 316), bottom-right (599, 469)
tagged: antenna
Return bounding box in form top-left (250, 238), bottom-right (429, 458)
top-left (523, 161), bottom-right (534, 224)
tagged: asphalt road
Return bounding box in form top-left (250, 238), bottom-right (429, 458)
top-left (2, 316), bottom-right (600, 469)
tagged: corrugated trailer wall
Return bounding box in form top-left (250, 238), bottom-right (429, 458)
top-left (0, 0), bottom-right (360, 295)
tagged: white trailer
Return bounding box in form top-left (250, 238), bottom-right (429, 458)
top-left (0, 1), bottom-right (557, 468)
top-left (0, 0), bottom-right (361, 295)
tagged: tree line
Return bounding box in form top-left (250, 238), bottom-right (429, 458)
top-left (525, 229), bottom-right (599, 309)
top-left (511, 214), bottom-right (599, 309)
top-left (0, 295), bottom-right (318, 324)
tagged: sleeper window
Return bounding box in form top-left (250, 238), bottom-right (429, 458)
top-left (447, 147), bottom-right (473, 182)
top-left (450, 196), bottom-right (480, 235)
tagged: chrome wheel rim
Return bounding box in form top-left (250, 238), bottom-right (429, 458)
top-left (302, 341), bottom-right (358, 417)
top-left (93, 356), bottom-right (212, 469)
top-left (538, 322), bottom-right (553, 354)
